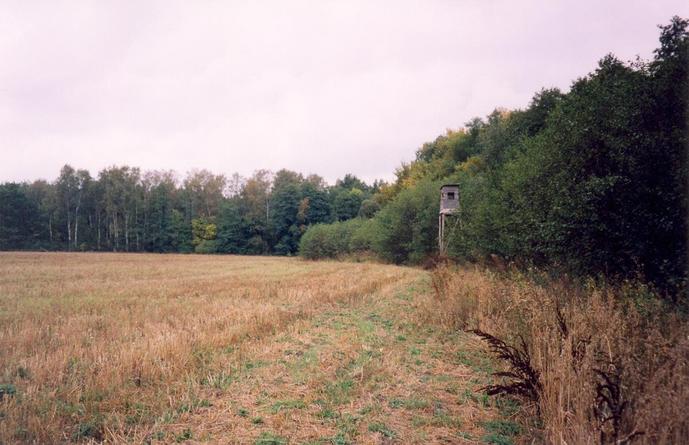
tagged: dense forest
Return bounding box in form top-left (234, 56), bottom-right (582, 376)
top-left (300, 17), bottom-right (688, 296)
top-left (1, 17), bottom-right (687, 294)
top-left (0, 166), bottom-right (382, 255)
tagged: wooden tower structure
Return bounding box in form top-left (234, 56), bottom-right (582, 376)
top-left (438, 184), bottom-right (459, 255)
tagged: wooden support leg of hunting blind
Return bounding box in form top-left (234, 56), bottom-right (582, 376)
top-left (439, 213), bottom-right (445, 255)
top-left (439, 213), bottom-right (460, 256)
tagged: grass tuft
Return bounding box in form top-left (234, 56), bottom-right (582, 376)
top-left (367, 421), bottom-right (395, 438)
top-left (254, 432), bottom-right (287, 445)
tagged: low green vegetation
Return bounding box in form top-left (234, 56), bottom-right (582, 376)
top-left (298, 218), bottom-right (375, 260)
top-left (481, 419), bottom-right (521, 445)
top-left (254, 432), bottom-right (288, 445)
top-left (269, 399), bottom-right (306, 414)
top-left (367, 421), bottom-right (395, 438)
top-left (0, 383), bottom-right (17, 400)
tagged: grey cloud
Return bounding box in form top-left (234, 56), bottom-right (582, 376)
top-left (1, 0), bottom-right (687, 183)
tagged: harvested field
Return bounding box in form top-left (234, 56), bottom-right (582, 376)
top-left (0, 253), bottom-right (519, 444)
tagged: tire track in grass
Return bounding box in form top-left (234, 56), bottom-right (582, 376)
top-left (158, 274), bottom-right (522, 445)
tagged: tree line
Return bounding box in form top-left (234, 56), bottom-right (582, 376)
top-left (0, 166), bottom-right (382, 255)
top-left (300, 17), bottom-right (688, 295)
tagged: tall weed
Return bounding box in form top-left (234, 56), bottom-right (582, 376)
top-left (425, 266), bottom-right (689, 443)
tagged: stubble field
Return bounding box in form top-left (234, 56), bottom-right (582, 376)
top-left (0, 253), bottom-right (514, 444)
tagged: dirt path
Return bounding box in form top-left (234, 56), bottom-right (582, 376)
top-left (154, 275), bottom-right (521, 444)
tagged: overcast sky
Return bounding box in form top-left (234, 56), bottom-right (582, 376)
top-left (1, 1), bottom-right (687, 184)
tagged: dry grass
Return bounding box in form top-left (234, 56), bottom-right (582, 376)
top-left (0, 252), bottom-right (415, 443)
top-left (167, 283), bottom-right (499, 444)
top-left (0, 253), bottom-right (513, 444)
top-left (423, 265), bottom-right (689, 444)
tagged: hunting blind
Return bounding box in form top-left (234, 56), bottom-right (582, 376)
top-left (439, 184), bottom-right (459, 254)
